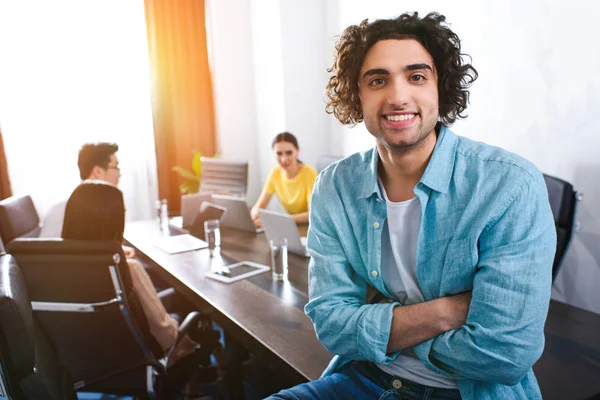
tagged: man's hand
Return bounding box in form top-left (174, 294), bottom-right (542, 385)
top-left (122, 245), bottom-right (136, 259)
top-left (438, 291), bottom-right (472, 331)
top-left (387, 291), bottom-right (472, 352)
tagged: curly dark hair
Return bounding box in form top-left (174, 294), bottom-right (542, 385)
top-left (326, 11), bottom-right (478, 126)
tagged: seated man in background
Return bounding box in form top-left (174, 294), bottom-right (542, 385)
top-left (40, 142), bottom-right (135, 257)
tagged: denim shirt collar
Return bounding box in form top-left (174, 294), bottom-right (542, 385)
top-left (359, 123), bottom-right (458, 199)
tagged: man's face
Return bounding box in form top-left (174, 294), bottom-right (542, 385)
top-left (93, 154), bottom-right (120, 186)
top-left (358, 39), bottom-right (439, 152)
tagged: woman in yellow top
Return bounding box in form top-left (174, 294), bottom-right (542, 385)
top-left (251, 132), bottom-right (318, 227)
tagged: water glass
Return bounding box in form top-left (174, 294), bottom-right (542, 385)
top-left (204, 219), bottom-right (221, 256)
top-left (155, 199), bottom-right (162, 222)
top-left (155, 199), bottom-right (169, 231)
top-left (269, 238), bottom-right (288, 281)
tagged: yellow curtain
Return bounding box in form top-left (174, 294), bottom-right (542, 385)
top-left (0, 128), bottom-right (12, 200)
top-left (144, 0), bottom-right (216, 212)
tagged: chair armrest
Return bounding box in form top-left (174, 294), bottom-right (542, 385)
top-left (163, 311), bottom-right (202, 366)
top-left (157, 287), bottom-right (176, 299)
top-left (178, 311), bottom-right (203, 338)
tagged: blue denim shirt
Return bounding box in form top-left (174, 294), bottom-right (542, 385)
top-left (305, 126), bottom-right (556, 400)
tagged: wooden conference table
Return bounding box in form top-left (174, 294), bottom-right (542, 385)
top-left (124, 219), bottom-right (600, 400)
top-left (125, 219), bottom-right (329, 387)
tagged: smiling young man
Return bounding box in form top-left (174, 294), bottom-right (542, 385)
top-left (267, 12), bottom-right (556, 400)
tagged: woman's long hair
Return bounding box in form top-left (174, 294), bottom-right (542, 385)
top-left (62, 181), bottom-right (125, 242)
top-left (271, 131), bottom-right (299, 149)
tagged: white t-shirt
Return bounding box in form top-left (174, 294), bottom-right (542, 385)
top-left (376, 182), bottom-right (458, 389)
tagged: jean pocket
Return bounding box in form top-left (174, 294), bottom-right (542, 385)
top-left (379, 389), bottom-right (418, 400)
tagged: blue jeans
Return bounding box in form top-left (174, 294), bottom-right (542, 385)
top-left (266, 361), bottom-right (462, 400)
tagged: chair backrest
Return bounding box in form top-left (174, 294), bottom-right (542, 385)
top-left (6, 238), bottom-right (162, 392)
top-left (0, 195), bottom-right (41, 245)
top-left (316, 155), bottom-right (343, 173)
top-left (0, 254), bottom-right (77, 400)
top-left (198, 157), bottom-right (249, 197)
top-left (543, 174), bottom-right (579, 281)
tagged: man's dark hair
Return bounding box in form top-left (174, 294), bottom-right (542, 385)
top-left (326, 11), bottom-right (478, 126)
top-left (77, 142), bottom-right (119, 180)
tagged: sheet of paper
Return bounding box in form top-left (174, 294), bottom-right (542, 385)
top-left (154, 234), bottom-right (208, 254)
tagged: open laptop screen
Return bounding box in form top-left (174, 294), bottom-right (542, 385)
top-left (181, 193), bottom-right (212, 228)
top-left (189, 202), bottom-right (227, 240)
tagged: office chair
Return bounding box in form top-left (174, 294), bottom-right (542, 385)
top-left (542, 174), bottom-right (582, 282)
top-left (0, 253), bottom-right (77, 400)
top-left (199, 157), bottom-right (249, 197)
top-left (315, 154), bottom-right (343, 173)
top-left (7, 238), bottom-right (221, 399)
top-left (0, 195), bottom-right (41, 246)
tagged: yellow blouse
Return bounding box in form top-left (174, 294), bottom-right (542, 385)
top-left (264, 164), bottom-right (318, 215)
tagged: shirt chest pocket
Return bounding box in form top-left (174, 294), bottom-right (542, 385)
top-left (439, 238), bottom-right (477, 295)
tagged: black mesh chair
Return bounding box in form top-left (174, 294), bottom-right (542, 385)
top-left (7, 238), bottom-right (219, 399)
top-left (0, 253), bottom-right (77, 400)
top-left (0, 195), bottom-right (41, 246)
top-left (315, 155), bottom-right (343, 173)
top-left (542, 174), bottom-right (582, 281)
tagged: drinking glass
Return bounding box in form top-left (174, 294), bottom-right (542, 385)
top-left (204, 219), bottom-right (221, 256)
top-left (269, 238), bottom-right (288, 281)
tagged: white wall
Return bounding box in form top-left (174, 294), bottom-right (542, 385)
top-left (208, 0), bottom-right (331, 209)
top-left (279, 0), bottom-right (330, 170)
top-left (249, 0), bottom-right (286, 187)
top-left (206, 0), bottom-right (261, 203)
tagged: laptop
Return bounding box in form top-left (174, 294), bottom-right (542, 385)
top-left (180, 193), bottom-right (212, 229)
top-left (211, 194), bottom-right (264, 233)
top-left (258, 209), bottom-right (309, 257)
top-left (188, 201), bottom-right (228, 240)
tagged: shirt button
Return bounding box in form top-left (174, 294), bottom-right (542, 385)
top-left (376, 198), bottom-right (383, 203)
top-left (371, 270), bottom-right (378, 278)
top-left (373, 222), bottom-right (380, 229)
top-left (392, 379), bottom-right (403, 389)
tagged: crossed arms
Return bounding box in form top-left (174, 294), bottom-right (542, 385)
top-left (305, 175), bottom-right (556, 385)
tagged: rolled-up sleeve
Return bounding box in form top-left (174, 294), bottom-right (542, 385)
top-left (304, 175), bottom-right (401, 364)
top-left (414, 172), bottom-right (556, 385)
